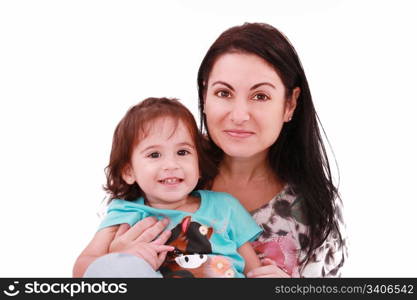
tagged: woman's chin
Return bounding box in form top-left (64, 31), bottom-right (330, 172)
top-left (221, 145), bottom-right (265, 159)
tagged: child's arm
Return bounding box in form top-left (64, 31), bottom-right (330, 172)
top-left (237, 241), bottom-right (262, 276)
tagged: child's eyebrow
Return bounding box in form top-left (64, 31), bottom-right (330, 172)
top-left (139, 145), bottom-right (161, 154)
top-left (176, 142), bottom-right (196, 148)
top-left (139, 142), bottom-right (195, 154)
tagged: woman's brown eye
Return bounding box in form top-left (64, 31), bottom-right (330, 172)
top-left (217, 90), bottom-right (230, 98)
top-left (254, 93), bottom-right (269, 101)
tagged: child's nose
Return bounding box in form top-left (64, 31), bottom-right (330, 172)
top-left (162, 156), bottom-right (180, 170)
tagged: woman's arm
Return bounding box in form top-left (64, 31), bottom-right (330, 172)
top-left (73, 217), bottom-right (174, 277)
top-left (237, 242), bottom-right (262, 275)
top-left (300, 197), bottom-right (348, 277)
top-left (73, 225), bottom-right (119, 277)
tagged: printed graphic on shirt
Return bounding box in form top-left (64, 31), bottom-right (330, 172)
top-left (159, 216), bottom-right (235, 278)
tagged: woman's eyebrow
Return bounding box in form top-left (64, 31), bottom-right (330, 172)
top-left (211, 81), bottom-right (235, 91)
top-left (211, 81), bottom-right (276, 90)
top-left (250, 82), bottom-right (276, 90)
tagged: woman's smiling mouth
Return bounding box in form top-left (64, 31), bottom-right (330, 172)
top-left (223, 129), bottom-right (255, 138)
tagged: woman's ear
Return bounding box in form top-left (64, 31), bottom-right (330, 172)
top-left (284, 87), bottom-right (300, 122)
top-left (202, 81), bottom-right (207, 114)
top-left (121, 165), bottom-right (135, 185)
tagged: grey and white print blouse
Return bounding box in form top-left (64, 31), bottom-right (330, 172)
top-left (250, 185), bottom-right (348, 277)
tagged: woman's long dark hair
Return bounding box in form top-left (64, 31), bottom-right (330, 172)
top-left (197, 22), bottom-right (342, 264)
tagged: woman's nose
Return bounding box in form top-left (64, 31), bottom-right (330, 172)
top-left (230, 101), bottom-right (250, 124)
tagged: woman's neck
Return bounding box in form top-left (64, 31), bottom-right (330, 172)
top-left (219, 151), bottom-right (276, 186)
top-left (213, 151), bottom-right (284, 212)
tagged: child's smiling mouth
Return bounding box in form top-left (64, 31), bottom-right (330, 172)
top-left (158, 177), bottom-right (184, 185)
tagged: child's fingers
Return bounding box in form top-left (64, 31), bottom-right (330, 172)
top-left (152, 230), bottom-right (172, 245)
top-left (115, 223), bottom-right (130, 238)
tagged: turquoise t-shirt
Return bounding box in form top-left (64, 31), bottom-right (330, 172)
top-left (99, 190), bottom-right (262, 278)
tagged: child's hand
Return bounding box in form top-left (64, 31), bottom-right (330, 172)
top-left (109, 217), bottom-right (174, 270)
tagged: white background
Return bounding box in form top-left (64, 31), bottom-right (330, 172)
top-left (0, 0), bottom-right (416, 277)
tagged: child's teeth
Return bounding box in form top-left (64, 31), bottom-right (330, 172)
top-left (164, 178), bottom-right (178, 184)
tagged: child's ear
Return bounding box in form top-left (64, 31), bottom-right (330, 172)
top-left (121, 165), bottom-right (135, 185)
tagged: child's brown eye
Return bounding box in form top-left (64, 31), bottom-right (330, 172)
top-left (148, 152), bottom-right (160, 158)
top-left (177, 150), bottom-right (190, 156)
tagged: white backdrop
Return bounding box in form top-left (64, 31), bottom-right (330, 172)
top-left (0, 0), bottom-right (416, 277)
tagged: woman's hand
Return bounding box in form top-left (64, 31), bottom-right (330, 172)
top-left (109, 217), bottom-right (174, 270)
top-left (246, 258), bottom-right (291, 278)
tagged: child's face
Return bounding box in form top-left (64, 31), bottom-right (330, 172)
top-left (123, 117), bottom-right (200, 207)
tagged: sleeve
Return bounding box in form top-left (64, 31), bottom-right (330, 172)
top-left (224, 193), bottom-right (263, 248)
top-left (97, 199), bottom-right (146, 231)
top-left (300, 197), bottom-right (348, 277)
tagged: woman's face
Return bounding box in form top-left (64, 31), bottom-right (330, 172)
top-left (204, 52), bottom-right (298, 159)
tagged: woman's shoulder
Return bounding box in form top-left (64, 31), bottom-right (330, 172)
top-left (251, 184), bottom-right (308, 226)
top-left (250, 184), bottom-right (310, 251)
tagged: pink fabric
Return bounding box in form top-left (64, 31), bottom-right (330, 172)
top-left (252, 235), bottom-right (299, 277)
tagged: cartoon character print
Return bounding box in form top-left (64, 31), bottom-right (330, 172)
top-left (159, 216), bottom-right (235, 278)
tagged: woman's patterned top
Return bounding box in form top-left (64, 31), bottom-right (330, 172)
top-left (250, 184), bottom-right (348, 277)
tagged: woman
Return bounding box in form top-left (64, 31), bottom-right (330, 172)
top-left (79, 22), bottom-right (347, 278)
